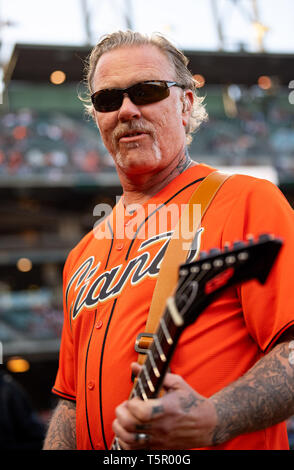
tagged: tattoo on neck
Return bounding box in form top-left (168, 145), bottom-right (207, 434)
top-left (176, 149), bottom-right (192, 175)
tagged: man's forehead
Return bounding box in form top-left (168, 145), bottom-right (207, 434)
top-left (93, 44), bottom-right (175, 89)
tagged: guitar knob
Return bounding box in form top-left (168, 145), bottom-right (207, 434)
top-left (199, 251), bottom-right (208, 259)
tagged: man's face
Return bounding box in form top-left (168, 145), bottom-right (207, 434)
top-left (92, 45), bottom-right (192, 178)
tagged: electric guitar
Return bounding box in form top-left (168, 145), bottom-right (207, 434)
top-left (111, 233), bottom-right (283, 449)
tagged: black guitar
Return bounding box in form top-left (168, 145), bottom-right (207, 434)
top-left (111, 233), bottom-right (283, 449)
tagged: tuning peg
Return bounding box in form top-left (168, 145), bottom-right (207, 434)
top-left (213, 257), bottom-right (224, 267)
top-left (179, 268), bottom-right (189, 277)
top-left (237, 251), bottom-right (249, 261)
top-left (209, 248), bottom-right (221, 255)
top-left (223, 242), bottom-right (231, 252)
top-left (225, 255), bottom-right (236, 265)
top-left (258, 233), bottom-right (271, 242)
top-left (201, 261), bottom-right (212, 271)
top-left (233, 241), bottom-right (245, 249)
top-left (246, 234), bottom-right (255, 244)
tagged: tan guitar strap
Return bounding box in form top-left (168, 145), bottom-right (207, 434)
top-left (136, 170), bottom-right (231, 365)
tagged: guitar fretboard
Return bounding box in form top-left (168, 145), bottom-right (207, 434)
top-left (111, 299), bottom-right (184, 450)
top-left (131, 297), bottom-right (184, 401)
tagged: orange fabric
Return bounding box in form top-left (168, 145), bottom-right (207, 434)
top-left (53, 164), bottom-right (294, 450)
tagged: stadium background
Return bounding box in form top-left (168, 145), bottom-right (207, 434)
top-left (0, 0), bottom-right (294, 448)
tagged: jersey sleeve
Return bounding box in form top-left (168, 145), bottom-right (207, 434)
top-left (224, 177), bottom-right (294, 352)
top-left (52, 253), bottom-right (76, 402)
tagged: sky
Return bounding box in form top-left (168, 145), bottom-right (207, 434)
top-left (0, 0), bottom-right (294, 56)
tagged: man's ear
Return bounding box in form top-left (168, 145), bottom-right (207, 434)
top-left (181, 90), bottom-right (194, 127)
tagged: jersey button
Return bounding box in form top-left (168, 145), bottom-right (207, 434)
top-left (95, 320), bottom-right (103, 329)
top-left (116, 243), bottom-right (124, 251)
top-left (88, 381), bottom-right (95, 390)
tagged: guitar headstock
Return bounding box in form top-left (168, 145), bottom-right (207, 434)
top-left (175, 233), bottom-right (283, 326)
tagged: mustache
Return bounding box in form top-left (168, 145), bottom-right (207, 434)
top-left (112, 120), bottom-right (155, 143)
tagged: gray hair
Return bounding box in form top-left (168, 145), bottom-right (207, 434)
top-left (82, 30), bottom-right (208, 145)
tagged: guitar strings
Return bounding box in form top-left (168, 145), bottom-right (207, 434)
top-left (133, 259), bottom-right (218, 399)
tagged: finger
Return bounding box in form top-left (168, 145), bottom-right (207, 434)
top-left (115, 399), bottom-right (138, 432)
top-left (131, 362), bottom-right (142, 375)
top-left (162, 372), bottom-right (185, 392)
top-left (127, 396), bottom-right (165, 422)
top-left (112, 418), bottom-right (136, 450)
top-left (134, 422), bottom-right (152, 432)
top-left (130, 362), bottom-right (142, 382)
top-left (112, 418), bottom-right (151, 450)
top-left (116, 398), bottom-right (153, 434)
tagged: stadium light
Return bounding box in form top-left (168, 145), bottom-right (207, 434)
top-left (258, 75), bottom-right (272, 90)
top-left (50, 70), bottom-right (66, 85)
top-left (6, 357), bottom-right (30, 373)
top-left (16, 257), bottom-right (32, 272)
top-left (193, 74), bottom-right (206, 88)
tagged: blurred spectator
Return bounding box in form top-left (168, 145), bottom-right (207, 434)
top-left (0, 369), bottom-right (45, 449)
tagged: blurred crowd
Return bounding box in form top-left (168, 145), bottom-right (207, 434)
top-left (0, 108), bottom-right (114, 179)
top-left (0, 96), bottom-right (293, 180)
top-left (0, 285), bottom-right (63, 343)
top-left (191, 89), bottom-right (294, 176)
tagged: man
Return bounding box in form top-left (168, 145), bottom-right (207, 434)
top-left (44, 31), bottom-right (294, 450)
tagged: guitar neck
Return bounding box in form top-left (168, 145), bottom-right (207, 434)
top-left (111, 298), bottom-right (184, 450)
top-left (131, 297), bottom-right (184, 400)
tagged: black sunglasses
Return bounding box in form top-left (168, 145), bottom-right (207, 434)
top-left (91, 80), bottom-right (186, 112)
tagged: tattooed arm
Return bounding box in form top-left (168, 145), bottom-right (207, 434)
top-left (113, 339), bottom-right (294, 449)
top-left (211, 340), bottom-right (294, 445)
top-left (43, 399), bottom-right (76, 450)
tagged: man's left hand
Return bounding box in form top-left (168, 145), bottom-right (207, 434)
top-left (112, 363), bottom-right (217, 450)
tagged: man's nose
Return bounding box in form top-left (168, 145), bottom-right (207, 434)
top-left (117, 94), bottom-right (141, 121)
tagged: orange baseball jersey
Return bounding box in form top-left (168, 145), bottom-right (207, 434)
top-left (53, 163), bottom-right (294, 450)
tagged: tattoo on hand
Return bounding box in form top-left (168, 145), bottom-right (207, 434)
top-left (135, 423), bottom-right (152, 431)
top-left (151, 405), bottom-right (164, 417)
top-left (179, 392), bottom-right (204, 414)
